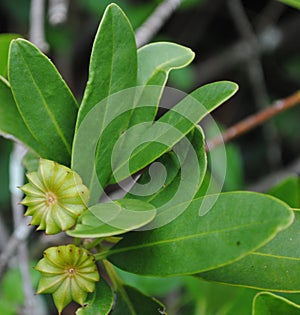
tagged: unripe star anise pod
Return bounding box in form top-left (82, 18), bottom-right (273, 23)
top-left (35, 244), bottom-right (100, 314)
top-left (20, 158), bottom-right (89, 234)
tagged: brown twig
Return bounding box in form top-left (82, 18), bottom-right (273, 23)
top-left (206, 90), bottom-right (300, 151)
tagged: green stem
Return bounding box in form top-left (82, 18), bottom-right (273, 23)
top-left (83, 238), bottom-right (104, 250)
top-left (94, 249), bottom-right (110, 261)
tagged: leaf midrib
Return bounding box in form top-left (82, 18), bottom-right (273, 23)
top-left (251, 251), bottom-right (300, 261)
top-left (87, 13), bottom-right (117, 194)
top-left (16, 47), bottom-right (71, 154)
top-left (108, 220), bottom-right (282, 256)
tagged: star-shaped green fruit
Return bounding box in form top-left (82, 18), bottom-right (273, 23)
top-left (20, 158), bottom-right (89, 234)
top-left (35, 244), bottom-right (100, 314)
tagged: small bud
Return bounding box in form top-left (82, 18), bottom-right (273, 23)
top-left (20, 158), bottom-right (89, 234)
top-left (35, 244), bottom-right (100, 314)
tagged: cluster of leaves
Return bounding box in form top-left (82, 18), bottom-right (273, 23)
top-left (1, 3), bottom-right (300, 315)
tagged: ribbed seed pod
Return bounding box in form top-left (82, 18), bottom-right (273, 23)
top-left (20, 158), bottom-right (89, 234)
top-left (35, 244), bottom-right (100, 314)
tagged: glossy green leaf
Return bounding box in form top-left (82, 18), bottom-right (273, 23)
top-left (138, 42), bottom-right (194, 86)
top-left (67, 199), bottom-right (156, 238)
top-left (76, 280), bottom-right (114, 315)
top-left (126, 126), bottom-right (206, 229)
top-left (76, 3), bottom-right (137, 127)
top-left (268, 176), bottom-right (300, 208)
top-left (253, 292), bottom-right (300, 315)
top-left (0, 34), bottom-right (20, 77)
top-left (277, 0), bottom-right (300, 9)
top-left (0, 77), bottom-right (48, 155)
top-left (110, 81), bottom-right (238, 184)
top-left (198, 209), bottom-right (300, 291)
top-left (108, 192), bottom-right (293, 276)
top-left (110, 285), bottom-right (166, 315)
top-left (72, 3), bottom-right (138, 202)
top-left (8, 39), bottom-right (78, 165)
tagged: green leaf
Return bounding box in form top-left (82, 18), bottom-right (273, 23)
top-left (0, 34), bottom-right (20, 77)
top-left (0, 77), bottom-right (48, 155)
top-left (67, 199), bottom-right (156, 238)
top-left (198, 209), bottom-right (300, 292)
top-left (277, 0), bottom-right (300, 10)
top-left (8, 39), bottom-right (78, 165)
top-left (76, 280), bottom-right (114, 315)
top-left (72, 3), bottom-right (138, 202)
top-left (253, 292), bottom-right (300, 315)
top-left (76, 3), bottom-right (137, 128)
top-left (126, 126), bottom-right (207, 229)
top-left (110, 285), bottom-right (166, 315)
top-left (108, 192), bottom-right (293, 276)
top-left (110, 81), bottom-right (238, 184)
top-left (138, 42), bottom-right (194, 86)
top-left (268, 176), bottom-right (300, 208)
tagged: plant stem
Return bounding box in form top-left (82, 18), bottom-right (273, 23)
top-left (206, 90), bottom-right (300, 151)
top-left (94, 250), bottom-right (110, 261)
top-left (83, 238), bottom-right (104, 250)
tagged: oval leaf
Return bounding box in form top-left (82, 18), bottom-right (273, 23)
top-left (108, 192), bottom-right (293, 276)
top-left (76, 3), bottom-right (137, 127)
top-left (72, 3), bottom-right (138, 202)
top-left (67, 199), bottom-right (156, 238)
top-left (9, 39), bottom-right (78, 165)
top-left (198, 209), bottom-right (300, 291)
top-left (138, 42), bottom-right (195, 86)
